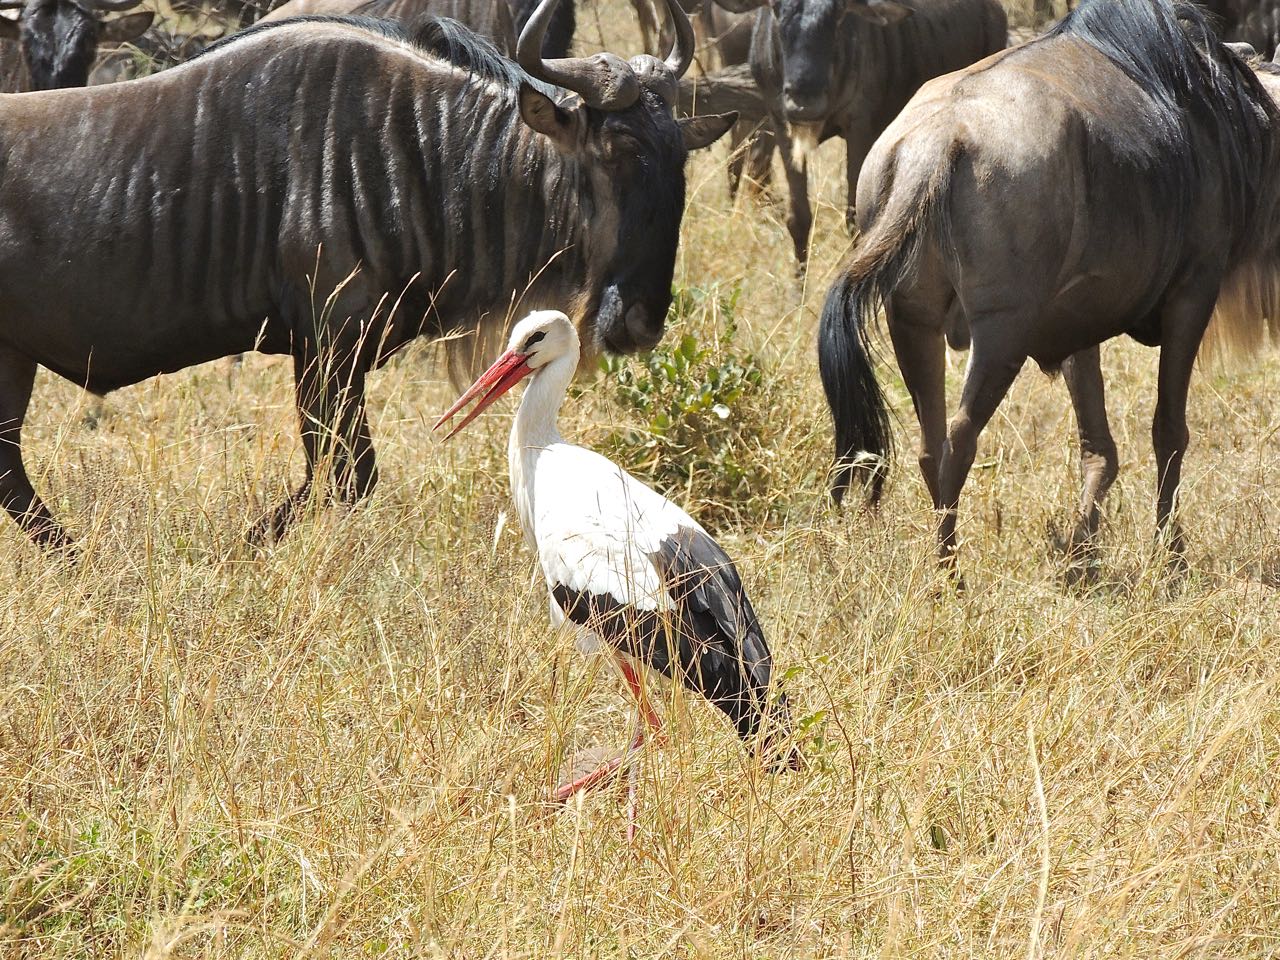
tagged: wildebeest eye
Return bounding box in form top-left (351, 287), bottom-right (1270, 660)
top-left (523, 331), bottom-right (546, 352)
top-left (601, 130), bottom-right (641, 164)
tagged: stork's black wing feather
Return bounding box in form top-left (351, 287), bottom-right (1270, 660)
top-left (551, 525), bottom-right (791, 755)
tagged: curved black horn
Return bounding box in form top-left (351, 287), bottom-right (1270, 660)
top-left (661, 0), bottom-right (695, 79)
top-left (0, 2), bottom-right (24, 9)
top-left (517, 0), bottom-right (640, 111)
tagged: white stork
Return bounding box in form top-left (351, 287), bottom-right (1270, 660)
top-left (435, 311), bottom-right (795, 830)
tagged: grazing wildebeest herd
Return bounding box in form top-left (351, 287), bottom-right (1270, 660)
top-left (0, 0), bottom-right (1277, 796)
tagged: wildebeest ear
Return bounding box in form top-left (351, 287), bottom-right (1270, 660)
top-left (846, 0), bottom-right (913, 26)
top-left (679, 112), bottom-right (737, 152)
top-left (99, 12), bottom-right (155, 45)
top-left (0, 16), bottom-right (19, 41)
top-left (519, 84), bottom-right (582, 153)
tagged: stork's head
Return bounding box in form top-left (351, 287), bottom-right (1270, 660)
top-left (434, 311), bottom-right (579, 440)
top-left (507, 310), bottom-right (581, 373)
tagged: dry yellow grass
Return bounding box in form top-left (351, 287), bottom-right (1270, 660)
top-left (2, 3), bottom-right (1280, 956)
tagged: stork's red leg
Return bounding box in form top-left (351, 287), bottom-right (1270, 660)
top-left (551, 657), bottom-right (663, 805)
top-left (616, 658), bottom-right (664, 741)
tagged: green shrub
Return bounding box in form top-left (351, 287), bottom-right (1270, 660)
top-left (593, 285), bottom-right (778, 530)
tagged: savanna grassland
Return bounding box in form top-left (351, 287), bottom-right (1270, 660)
top-left (2, 2), bottom-right (1279, 956)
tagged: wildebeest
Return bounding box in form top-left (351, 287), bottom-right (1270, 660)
top-left (746, 0), bottom-right (1006, 267)
top-left (259, 0), bottom-right (516, 53)
top-left (89, 20), bottom-right (215, 84)
top-left (819, 0), bottom-right (1280, 577)
top-left (509, 0), bottom-right (572, 58)
top-left (0, 0), bottom-right (735, 552)
top-left (259, 0), bottom-right (572, 57)
top-left (697, 0), bottom-right (777, 196)
top-left (258, 0), bottom-right (572, 56)
top-left (672, 1), bottom-right (777, 197)
top-left (0, 0), bottom-right (151, 90)
top-left (1203, 0), bottom-right (1280, 59)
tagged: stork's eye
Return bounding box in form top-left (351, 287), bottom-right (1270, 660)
top-left (523, 331), bottom-right (546, 352)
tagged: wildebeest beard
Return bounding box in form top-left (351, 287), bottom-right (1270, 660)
top-left (0, 0), bottom-right (735, 552)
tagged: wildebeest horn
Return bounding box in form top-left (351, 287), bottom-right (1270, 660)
top-left (0, 1), bottom-right (24, 8)
top-left (624, 0), bottom-right (696, 107)
top-left (661, 0), bottom-right (696, 80)
top-left (77, 0), bottom-right (145, 11)
top-left (517, 0), bottom-right (640, 111)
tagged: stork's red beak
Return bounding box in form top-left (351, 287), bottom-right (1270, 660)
top-left (433, 349), bottom-right (534, 440)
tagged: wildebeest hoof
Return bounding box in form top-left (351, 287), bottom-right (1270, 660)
top-left (246, 511), bottom-right (285, 550)
top-left (1046, 518), bottom-right (1068, 555)
top-left (1062, 556), bottom-right (1101, 591)
top-left (40, 535), bottom-right (80, 569)
top-left (1164, 549), bottom-right (1190, 584)
top-left (938, 554), bottom-right (966, 594)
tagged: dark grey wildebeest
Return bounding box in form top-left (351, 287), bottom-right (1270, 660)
top-left (0, 0), bottom-right (151, 90)
top-left (820, 0), bottom-right (1280, 578)
top-left (746, 0), bottom-right (1006, 267)
top-left (697, 0), bottom-right (777, 197)
top-left (509, 0), bottom-right (572, 58)
top-left (672, 1), bottom-right (778, 197)
top-left (259, 0), bottom-right (573, 55)
top-left (260, 0), bottom-right (572, 57)
top-left (1202, 0), bottom-right (1280, 59)
top-left (259, 0), bottom-right (516, 53)
top-left (0, 0), bottom-right (735, 552)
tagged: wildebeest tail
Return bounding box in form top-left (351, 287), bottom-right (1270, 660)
top-left (818, 152), bottom-right (952, 506)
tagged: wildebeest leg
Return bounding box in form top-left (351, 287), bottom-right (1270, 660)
top-left (1061, 346), bottom-right (1118, 575)
top-left (844, 130), bottom-right (876, 235)
top-left (887, 296), bottom-right (948, 510)
top-left (745, 121), bottom-right (775, 194)
top-left (774, 124), bottom-right (811, 270)
top-left (252, 337), bottom-right (378, 543)
top-left (728, 121), bottom-right (774, 199)
top-left (727, 122), bottom-right (749, 199)
top-left (937, 337), bottom-right (1024, 575)
top-left (1151, 290), bottom-right (1215, 567)
top-left (0, 347), bottom-right (72, 551)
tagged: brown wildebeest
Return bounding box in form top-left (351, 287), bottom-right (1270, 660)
top-left (0, 0), bottom-right (735, 554)
top-left (819, 0), bottom-right (1280, 579)
top-left (745, 0), bottom-right (1007, 268)
top-left (0, 0), bottom-right (151, 90)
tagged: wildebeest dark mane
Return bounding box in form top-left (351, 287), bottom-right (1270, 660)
top-left (200, 13), bottom-right (550, 97)
top-left (401, 13), bottom-right (535, 92)
top-left (1049, 0), bottom-right (1278, 260)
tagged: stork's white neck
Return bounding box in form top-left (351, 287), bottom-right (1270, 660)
top-left (512, 353), bottom-right (575, 450)
top-left (508, 351), bottom-right (576, 543)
